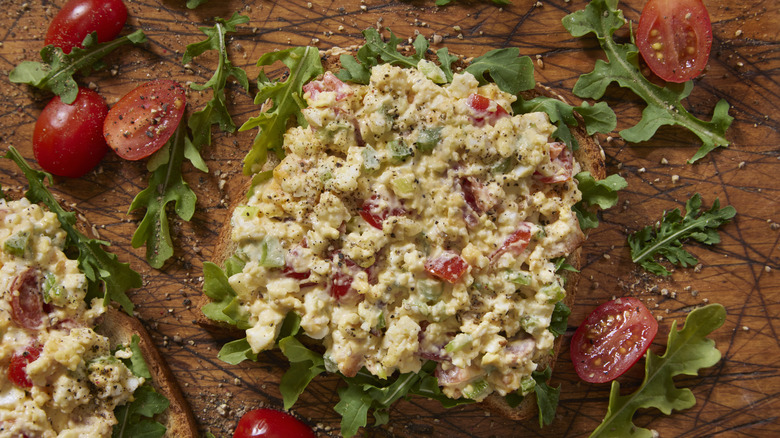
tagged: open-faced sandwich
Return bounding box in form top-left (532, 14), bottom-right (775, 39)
top-left (201, 30), bottom-right (615, 435)
top-left (1, 147), bottom-right (197, 437)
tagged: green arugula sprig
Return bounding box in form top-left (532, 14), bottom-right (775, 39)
top-left (5, 146), bottom-right (141, 314)
top-left (9, 30), bottom-right (147, 104)
top-left (573, 172), bottom-right (628, 230)
top-left (113, 336), bottom-right (170, 438)
top-left (129, 122), bottom-right (197, 269)
top-left (239, 47), bottom-right (323, 175)
top-left (591, 304), bottom-right (725, 438)
top-left (183, 12), bottom-right (250, 152)
top-left (628, 193), bottom-right (736, 276)
top-left (562, 0), bottom-right (733, 163)
top-left (131, 15), bottom-right (248, 268)
top-left (186, 0), bottom-right (209, 8)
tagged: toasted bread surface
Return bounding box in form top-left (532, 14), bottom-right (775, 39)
top-left (198, 44), bottom-right (606, 423)
top-left (98, 307), bottom-right (199, 437)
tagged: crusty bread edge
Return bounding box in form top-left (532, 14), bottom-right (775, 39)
top-left (196, 45), bottom-right (607, 423)
top-left (98, 307), bottom-right (199, 437)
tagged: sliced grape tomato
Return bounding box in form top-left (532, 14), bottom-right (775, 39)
top-left (570, 297), bottom-right (658, 383)
top-left (636, 0), bottom-right (713, 83)
top-left (103, 79), bottom-right (186, 160)
top-left (233, 408), bottom-right (315, 438)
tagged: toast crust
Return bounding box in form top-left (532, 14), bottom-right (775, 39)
top-left (98, 307), bottom-right (199, 437)
top-left (197, 44), bottom-right (606, 422)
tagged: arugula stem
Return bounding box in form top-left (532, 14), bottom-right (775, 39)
top-left (44, 30), bottom-right (145, 90)
top-left (630, 215), bottom-right (706, 264)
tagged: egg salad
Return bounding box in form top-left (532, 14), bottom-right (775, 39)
top-left (0, 198), bottom-right (143, 438)
top-left (227, 63), bottom-right (584, 401)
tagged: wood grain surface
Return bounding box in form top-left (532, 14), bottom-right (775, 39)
top-left (1, 0), bottom-right (778, 436)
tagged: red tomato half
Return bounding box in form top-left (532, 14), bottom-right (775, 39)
top-left (33, 88), bottom-right (109, 178)
top-left (636, 0), bottom-right (713, 83)
top-left (571, 297), bottom-right (658, 383)
top-left (45, 0), bottom-right (128, 54)
top-left (233, 408), bottom-right (315, 438)
top-left (103, 80), bottom-right (186, 161)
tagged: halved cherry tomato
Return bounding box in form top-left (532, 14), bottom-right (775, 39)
top-left (466, 94), bottom-right (509, 127)
top-left (233, 408), bottom-right (315, 438)
top-left (8, 343), bottom-right (43, 389)
top-left (33, 87), bottom-right (109, 178)
top-left (10, 269), bottom-right (45, 330)
top-left (103, 80), bottom-right (186, 160)
top-left (425, 251), bottom-right (469, 284)
top-left (45, 0), bottom-right (128, 54)
top-left (636, 0), bottom-right (713, 83)
top-left (571, 297), bottom-right (658, 383)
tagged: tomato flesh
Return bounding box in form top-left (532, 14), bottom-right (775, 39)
top-left (491, 222), bottom-right (534, 260)
top-left (8, 343), bottom-right (43, 389)
top-left (534, 144), bottom-right (573, 184)
top-left (636, 0), bottom-right (713, 83)
top-left (45, 0), bottom-right (128, 54)
top-left (466, 94), bottom-right (509, 127)
top-left (233, 408), bottom-right (315, 438)
top-left (103, 80), bottom-right (186, 160)
top-left (425, 251), bottom-right (469, 284)
top-left (359, 194), bottom-right (406, 230)
top-left (571, 297), bottom-right (658, 383)
top-left (303, 72), bottom-right (351, 101)
top-left (329, 253), bottom-right (365, 300)
top-left (10, 269), bottom-right (45, 330)
top-left (33, 88), bottom-right (109, 178)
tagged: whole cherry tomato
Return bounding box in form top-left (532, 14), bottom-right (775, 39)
top-left (33, 87), bottom-right (109, 178)
top-left (636, 0), bottom-right (713, 83)
top-left (571, 297), bottom-right (658, 383)
top-left (233, 409), bottom-right (316, 438)
top-left (45, 0), bottom-right (128, 54)
top-left (103, 80), bottom-right (186, 160)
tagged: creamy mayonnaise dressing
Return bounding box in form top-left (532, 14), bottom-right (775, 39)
top-left (230, 64), bottom-right (583, 400)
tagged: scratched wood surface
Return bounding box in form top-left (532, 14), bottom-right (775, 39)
top-left (0, 0), bottom-right (778, 436)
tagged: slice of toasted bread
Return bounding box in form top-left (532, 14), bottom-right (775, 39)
top-left (198, 43), bottom-right (606, 424)
top-left (98, 307), bottom-right (199, 437)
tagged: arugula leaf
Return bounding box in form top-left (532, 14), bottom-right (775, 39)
top-left (336, 28), bottom-right (430, 85)
top-left (628, 193), bottom-right (736, 276)
top-left (186, 0), bottom-right (209, 8)
top-left (5, 146), bottom-right (141, 314)
top-left (123, 335), bottom-right (152, 379)
top-left (112, 384), bottom-right (169, 438)
top-left (217, 338), bottom-right (258, 365)
top-left (129, 122), bottom-right (197, 269)
top-left (562, 0), bottom-right (733, 163)
top-left (201, 261), bottom-right (251, 328)
top-left (549, 301), bottom-right (571, 337)
top-left (279, 336), bottom-right (326, 409)
top-left (573, 172), bottom-right (627, 230)
top-left (9, 30), bottom-right (147, 104)
top-left (514, 97), bottom-right (616, 151)
top-left (591, 304), bottom-right (725, 438)
top-left (465, 48), bottom-right (535, 95)
top-left (183, 13), bottom-right (249, 154)
top-left (239, 47), bottom-right (323, 175)
top-left (532, 367), bottom-right (561, 427)
top-left (436, 48), bottom-right (459, 83)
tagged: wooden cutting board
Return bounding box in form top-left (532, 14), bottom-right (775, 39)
top-left (1, 0), bottom-right (778, 436)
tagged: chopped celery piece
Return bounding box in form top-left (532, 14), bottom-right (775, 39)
top-left (416, 127), bottom-right (442, 153)
top-left (320, 169), bottom-right (333, 182)
top-left (235, 205), bottom-right (259, 220)
top-left (507, 270), bottom-right (532, 286)
top-left (361, 145), bottom-right (381, 173)
top-left (538, 281), bottom-right (565, 303)
top-left (445, 333), bottom-right (473, 353)
top-left (520, 375), bottom-right (536, 395)
top-left (376, 311), bottom-right (386, 330)
top-left (463, 379), bottom-right (490, 400)
top-left (42, 273), bottom-right (65, 305)
top-left (260, 236), bottom-right (285, 268)
top-left (521, 315), bottom-right (543, 332)
top-left (388, 139), bottom-right (412, 163)
top-left (491, 157), bottom-right (513, 174)
top-left (391, 175), bottom-right (415, 196)
top-left (4, 231), bottom-right (30, 257)
top-left (416, 278), bottom-right (443, 302)
top-left (417, 59), bottom-right (446, 84)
